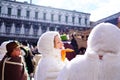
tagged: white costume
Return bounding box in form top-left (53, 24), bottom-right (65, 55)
top-left (34, 31), bottom-right (66, 80)
top-left (57, 23), bottom-right (120, 80)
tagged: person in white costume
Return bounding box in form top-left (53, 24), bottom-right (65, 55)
top-left (34, 31), bottom-right (68, 80)
top-left (57, 23), bottom-right (120, 80)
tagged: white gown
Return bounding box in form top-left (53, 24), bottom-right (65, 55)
top-left (34, 31), bottom-right (67, 80)
top-left (57, 23), bottom-right (120, 80)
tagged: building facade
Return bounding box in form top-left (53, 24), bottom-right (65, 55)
top-left (0, 0), bottom-right (90, 45)
top-left (92, 12), bottom-right (120, 27)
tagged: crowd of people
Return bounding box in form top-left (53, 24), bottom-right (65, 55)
top-left (0, 22), bottom-right (120, 80)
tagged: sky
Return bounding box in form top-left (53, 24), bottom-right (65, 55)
top-left (16, 0), bottom-right (120, 21)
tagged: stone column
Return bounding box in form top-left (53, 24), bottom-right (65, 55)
top-left (38, 25), bottom-right (42, 36)
top-left (81, 16), bottom-right (85, 26)
top-left (46, 27), bottom-right (50, 31)
top-left (1, 22), bottom-right (5, 33)
top-left (29, 24), bottom-right (33, 36)
top-left (20, 24), bottom-right (25, 35)
top-left (55, 26), bottom-right (58, 31)
top-left (10, 23), bottom-right (15, 34)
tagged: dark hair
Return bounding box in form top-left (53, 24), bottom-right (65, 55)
top-left (21, 41), bottom-right (28, 46)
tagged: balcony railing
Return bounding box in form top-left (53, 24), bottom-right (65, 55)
top-left (0, 13), bottom-right (88, 27)
top-left (0, 32), bottom-right (39, 39)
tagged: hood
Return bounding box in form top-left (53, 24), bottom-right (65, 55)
top-left (0, 41), bottom-right (11, 60)
top-left (0, 41), bottom-right (11, 54)
top-left (37, 31), bottom-right (60, 56)
top-left (86, 23), bottom-right (120, 55)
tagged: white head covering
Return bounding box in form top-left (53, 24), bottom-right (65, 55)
top-left (86, 22), bottom-right (120, 55)
top-left (0, 41), bottom-right (11, 60)
top-left (37, 31), bottom-right (60, 56)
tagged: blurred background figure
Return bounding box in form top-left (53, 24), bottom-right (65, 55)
top-left (20, 41), bottom-right (35, 80)
top-left (70, 34), bottom-right (79, 55)
top-left (117, 16), bottom-right (120, 28)
top-left (61, 34), bottom-right (76, 61)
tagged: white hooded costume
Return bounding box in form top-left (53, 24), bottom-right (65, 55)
top-left (34, 31), bottom-right (66, 80)
top-left (57, 23), bottom-right (120, 80)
